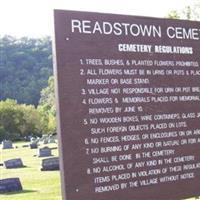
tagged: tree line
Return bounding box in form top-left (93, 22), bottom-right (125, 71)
top-left (0, 76), bottom-right (56, 141)
top-left (0, 35), bottom-right (53, 106)
top-left (0, 35), bottom-right (55, 141)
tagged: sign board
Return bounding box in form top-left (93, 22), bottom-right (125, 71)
top-left (54, 10), bottom-right (200, 200)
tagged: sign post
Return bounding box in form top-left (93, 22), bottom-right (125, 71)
top-left (54, 10), bottom-right (200, 200)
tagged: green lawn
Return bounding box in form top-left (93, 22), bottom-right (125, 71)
top-left (0, 142), bottom-right (62, 200)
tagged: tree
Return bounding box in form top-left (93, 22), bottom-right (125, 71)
top-left (0, 99), bottom-right (45, 141)
top-left (168, 10), bottom-right (180, 19)
top-left (0, 36), bottom-right (53, 105)
top-left (39, 76), bottom-right (56, 116)
top-left (0, 99), bottom-right (24, 140)
top-left (168, 3), bottom-right (200, 20)
top-left (38, 76), bottom-right (56, 134)
top-left (17, 104), bottom-right (43, 137)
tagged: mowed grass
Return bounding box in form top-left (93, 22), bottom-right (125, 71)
top-left (0, 142), bottom-right (62, 200)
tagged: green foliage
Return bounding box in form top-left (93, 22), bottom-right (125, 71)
top-left (168, 3), bottom-right (200, 20)
top-left (0, 125), bottom-right (6, 141)
top-left (39, 76), bottom-right (56, 116)
top-left (168, 10), bottom-right (181, 19)
top-left (0, 35), bottom-right (53, 106)
top-left (0, 99), bottom-right (46, 141)
top-left (38, 76), bottom-right (56, 134)
top-left (0, 99), bottom-right (22, 140)
top-left (17, 104), bottom-right (44, 137)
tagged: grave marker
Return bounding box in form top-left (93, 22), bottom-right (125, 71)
top-left (4, 158), bottom-right (24, 169)
top-left (0, 178), bottom-right (22, 193)
top-left (41, 157), bottom-right (59, 171)
top-left (48, 138), bottom-right (56, 143)
top-left (37, 146), bottom-right (52, 157)
top-left (29, 142), bottom-right (38, 149)
top-left (2, 140), bottom-right (13, 149)
top-left (22, 144), bottom-right (29, 148)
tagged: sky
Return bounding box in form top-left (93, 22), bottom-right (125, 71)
top-left (0, 0), bottom-right (199, 37)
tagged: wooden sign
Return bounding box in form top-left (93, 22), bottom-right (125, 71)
top-left (54, 10), bottom-right (200, 200)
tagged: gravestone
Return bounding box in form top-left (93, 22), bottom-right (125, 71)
top-left (41, 134), bottom-right (48, 138)
top-left (0, 178), bottom-right (22, 193)
top-left (2, 140), bottom-right (13, 149)
top-left (42, 138), bottom-right (48, 144)
top-left (22, 144), bottom-right (29, 148)
top-left (35, 137), bottom-right (40, 144)
top-left (37, 146), bottom-right (52, 157)
top-left (30, 137), bottom-right (36, 142)
top-left (50, 135), bottom-right (58, 143)
top-left (4, 158), bottom-right (24, 169)
top-left (40, 135), bottom-right (48, 140)
top-left (29, 142), bottom-right (38, 149)
top-left (54, 10), bottom-right (200, 200)
top-left (48, 138), bottom-right (56, 143)
top-left (41, 157), bottom-right (59, 171)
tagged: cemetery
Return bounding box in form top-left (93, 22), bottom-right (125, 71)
top-left (0, 140), bottom-right (61, 200)
top-left (1, 1), bottom-right (200, 200)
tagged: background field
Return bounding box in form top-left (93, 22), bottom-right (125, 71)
top-left (0, 142), bottom-right (61, 200)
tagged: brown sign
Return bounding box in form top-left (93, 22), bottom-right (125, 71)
top-left (54, 10), bottom-right (200, 200)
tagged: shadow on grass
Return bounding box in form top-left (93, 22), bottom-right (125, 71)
top-left (2, 189), bottom-right (37, 195)
top-left (5, 165), bottom-right (29, 169)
